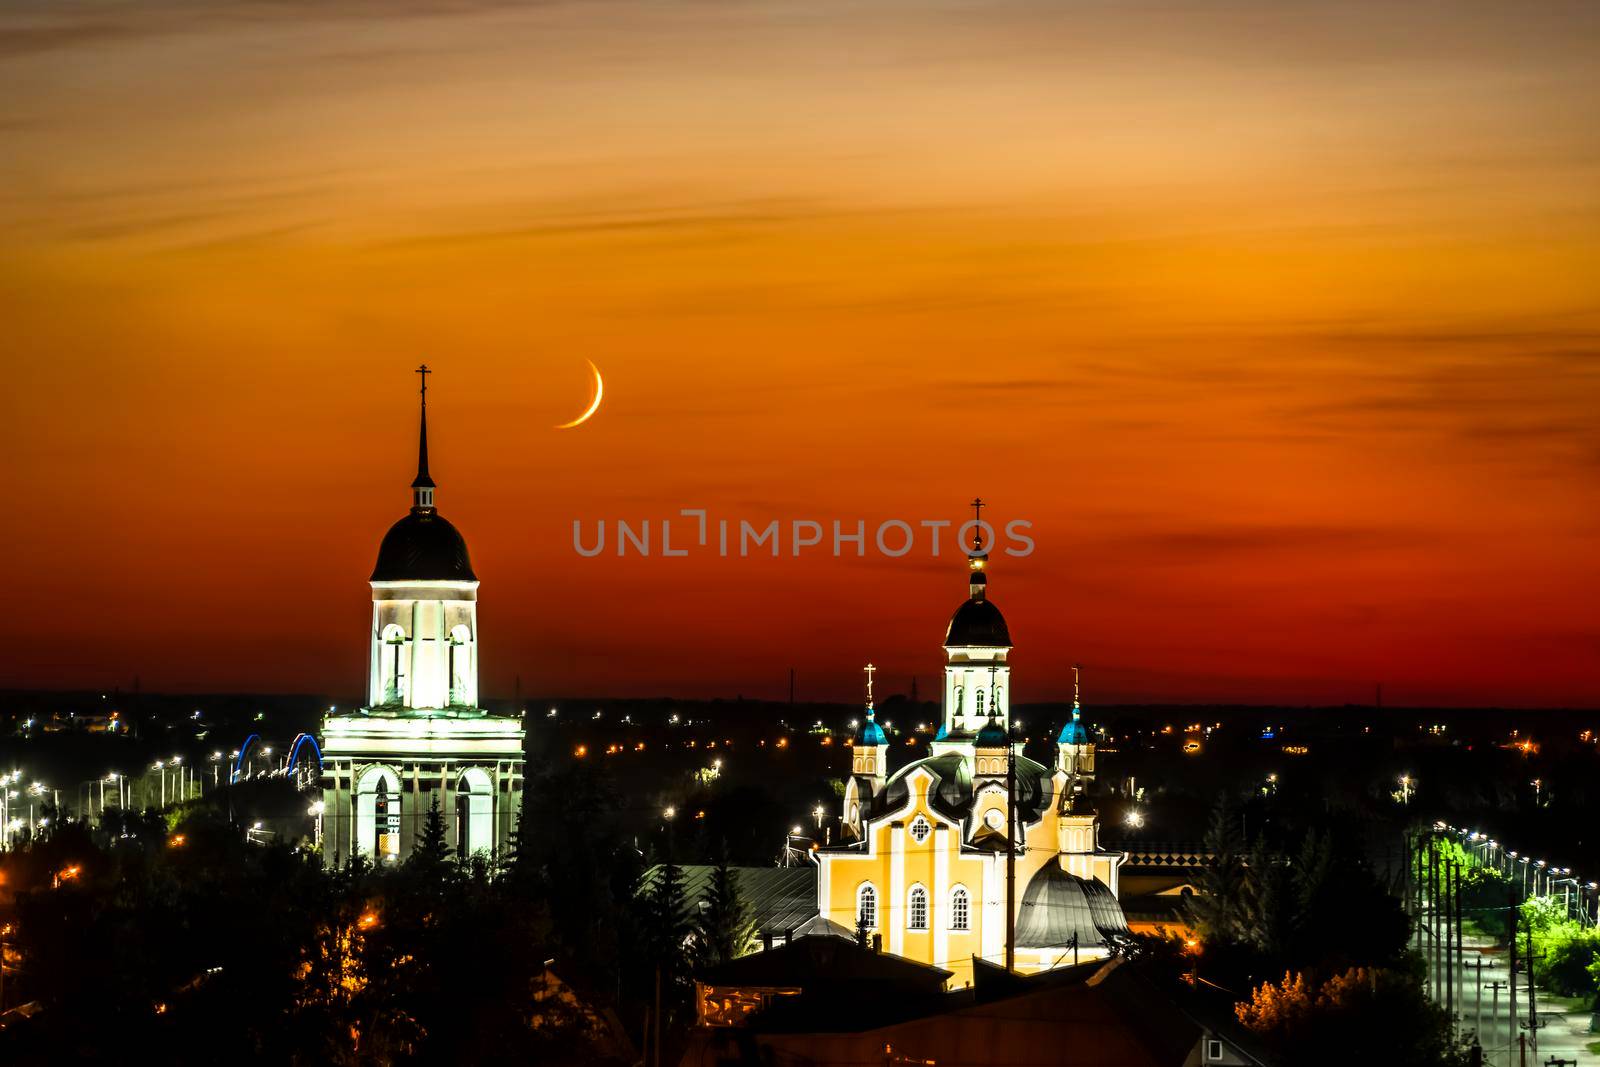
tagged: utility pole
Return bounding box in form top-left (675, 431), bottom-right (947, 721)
top-left (1509, 891), bottom-right (1518, 1067)
top-left (1525, 920), bottom-right (1539, 1055)
top-left (1456, 861), bottom-right (1466, 1043)
top-left (1004, 666), bottom-right (1016, 973)
top-left (1486, 979), bottom-right (1506, 1063)
top-left (1446, 856), bottom-right (1455, 1023)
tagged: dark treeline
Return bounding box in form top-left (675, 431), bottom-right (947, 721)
top-left (0, 760), bottom-right (745, 1066)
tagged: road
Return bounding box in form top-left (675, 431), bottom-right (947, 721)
top-left (1421, 924), bottom-right (1599, 1066)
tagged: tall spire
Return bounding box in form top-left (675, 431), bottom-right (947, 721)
top-left (412, 364), bottom-right (436, 510)
top-left (967, 496), bottom-right (988, 600)
top-left (859, 663), bottom-right (887, 746)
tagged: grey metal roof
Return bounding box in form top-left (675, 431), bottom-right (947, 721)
top-left (1014, 863), bottom-right (1129, 950)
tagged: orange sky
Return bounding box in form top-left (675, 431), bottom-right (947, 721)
top-left (2, 0), bottom-right (1597, 706)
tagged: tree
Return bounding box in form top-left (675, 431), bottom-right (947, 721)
top-left (1237, 967), bottom-right (1469, 1067)
top-left (1183, 795), bottom-right (1249, 945)
top-left (641, 861), bottom-right (692, 980)
top-left (695, 857), bottom-right (755, 966)
top-left (409, 795), bottom-right (454, 874)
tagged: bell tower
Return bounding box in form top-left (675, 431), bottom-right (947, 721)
top-left (320, 368), bottom-right (524, 868)
top-left (933, 498), bottom-right (1012, 756)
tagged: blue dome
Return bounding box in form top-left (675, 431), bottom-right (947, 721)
top-left (858, 715), bottom-right (887, 747)
top-left (1057, 706), bottom-right (1089, 745)
top-left (975, 718), bottom-right (1008, 747)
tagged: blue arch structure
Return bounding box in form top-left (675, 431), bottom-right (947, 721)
top-left (288, 733), bottom-right (324, 772)
top-left (232, 733), bottom-right (260, 783)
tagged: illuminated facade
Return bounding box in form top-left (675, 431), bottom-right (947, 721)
top-left (319, 369), bottom-right (524, 865)
top-left (817, 516), bottom-right (1126, 985)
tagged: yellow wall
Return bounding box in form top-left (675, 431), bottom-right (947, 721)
top-left (819, 762), bottom-right (1119, 987)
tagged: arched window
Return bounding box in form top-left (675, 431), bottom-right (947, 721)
top-left (456, 766), bottom-right (493, 856)
top-left (356, 766), bottom-right (401, 861)
top-left (448, 624), bottom-right (471, 706)
top-left (908, 885), bottom-right (928, 930)
top-left (975, 689), bottom-right (986, 719)
top-left (950, 886), bottom-right (971, 931)
top-left (380, 624), bottom-right (408, 704)
top-left (857, 883), bottom-right (877, 930)
top-left (954, 687), bottom-right (964, 715)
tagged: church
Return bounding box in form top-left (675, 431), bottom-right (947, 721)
top-left (815, 518), bottom-right (1127, 986)
top-left (318, 368), bottom-right (525, 865)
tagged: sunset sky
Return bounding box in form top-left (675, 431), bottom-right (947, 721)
top-left (3, 0), bottom-right (1597, 707)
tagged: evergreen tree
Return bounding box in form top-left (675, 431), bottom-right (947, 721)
top-left (409, 795), bottom-right (454, 874)
top-left (502, 804), bottom-right (540, 891)
top-left (642, 861), bottom-right (691, 973)
top-left (696, 857), bottom-right (755, 966)
top-left (1183, 794), bottom-right (1249, 945)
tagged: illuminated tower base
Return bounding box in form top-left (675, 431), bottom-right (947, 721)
top-left (320, 711), bottom-right (524, 865)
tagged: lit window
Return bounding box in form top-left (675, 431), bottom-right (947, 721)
top-left (909, 815), bottom-right (932, 843)
top-left (976, 689), bottom-right (986, 718)
top-left (950, 886), bottom-right (970, 931)
top-left (908, 886), bottom-right (928, 930)
top-left (857, 883), bottom-right (877, 930)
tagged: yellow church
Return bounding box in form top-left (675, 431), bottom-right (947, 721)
top-left (815, 525), bottom-right (1127, 986)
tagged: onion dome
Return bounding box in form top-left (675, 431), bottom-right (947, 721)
top-left (371, 364), bottom-right (476, 582)
top-left (975, 715), bottom-right (1008, 748)
top-left (1057, 706), bottom-right (1089, 745)
top-left (858, 711), bottom-right (887, 748)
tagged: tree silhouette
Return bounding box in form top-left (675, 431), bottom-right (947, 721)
top-left (408, 795), bottom-right (454, 877)
top-left (695, 855), bottom-right (754, 966)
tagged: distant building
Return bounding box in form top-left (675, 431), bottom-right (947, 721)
top-left (318, 369), bottom-right (524, 865)
top-left (817, 512), bottom-right (1127, 985)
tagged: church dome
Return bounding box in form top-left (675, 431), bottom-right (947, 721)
top-left (1057, 717), bottom-right (1089, 745)
top-left (372, 509), bottom-right (476, 582)
top-left (1015, 863), bottom-right (1129, 949)
top-left (944, 597), bottom-right (1012, 648)
top-left (858, 715), bottom-right (887, 747)
top-left (975, 717), bottom-right (1008, 747)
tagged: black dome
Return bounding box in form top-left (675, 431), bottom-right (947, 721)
top-left (371, 509), bottom-right (476, 582)
top-left (944, 597), bottom-right (1012, 647)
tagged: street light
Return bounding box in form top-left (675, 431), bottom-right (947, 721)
top-left (1125, 809), bottom-right (1146, 829)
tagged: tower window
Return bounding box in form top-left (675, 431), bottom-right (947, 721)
top-left (976, 690), bottom-right (986, 719)
top-left (857, 883), bottom-right (877, 930)
top-left (908, 885), bottom-right (928, 930)
top-left (950, 886), bottom-right (970, 931)
top-left (448, 624), bottom-right (471, 706)
top-left (380, 624), bottom-right (408, 705)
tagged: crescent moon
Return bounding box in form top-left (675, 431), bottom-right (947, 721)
top-left (555, 360), bottom-right (604, 429)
